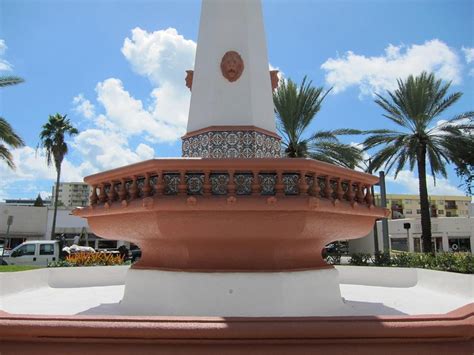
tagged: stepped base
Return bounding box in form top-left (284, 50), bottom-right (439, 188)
top-left (119, 267), bottom-right (346, 316)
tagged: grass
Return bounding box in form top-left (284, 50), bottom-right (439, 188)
top-left (0, 265), bottom-right (44, 272)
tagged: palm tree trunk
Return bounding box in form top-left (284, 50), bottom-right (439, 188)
top-left (50, 165), bottom-right (61, 240)
top-left (417, 144), bottom-right (432, 253)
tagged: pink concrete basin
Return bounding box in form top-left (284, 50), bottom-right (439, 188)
top-left (74, 158), bottom-right (389, 271)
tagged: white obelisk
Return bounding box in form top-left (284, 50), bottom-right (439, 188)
top-left (182, 0), bottom-right (281, 158)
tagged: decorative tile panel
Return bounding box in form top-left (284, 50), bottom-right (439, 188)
top-left (283, 173), bottom-right (299, 195)
top-left (182, 129), bottom-right (281, 158)
top-left (186, 173), bottom-right (204, 195)
top-left (234, 173), bottom-right (253, 195)
top-left (210, 173), bottom-right (229, 195)
top-left (259, 173), bottom-right (276, 195)
top-left (164, 173), bottom-right (180, 195)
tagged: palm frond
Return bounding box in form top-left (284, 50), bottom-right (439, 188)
top-left (0, 76), bottom-right (24, 88)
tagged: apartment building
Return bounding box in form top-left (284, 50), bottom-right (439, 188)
top-left (52, 182), bottom-right (90, 207)
top-left (374, 194), bottom-right (471, 219)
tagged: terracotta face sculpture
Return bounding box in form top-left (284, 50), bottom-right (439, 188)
top-left (270, 70), bottom-right (280, 91)
top-left (220, 51), bottom-right (244, 82)
top-left (185, 70), bottom-right (194, 90)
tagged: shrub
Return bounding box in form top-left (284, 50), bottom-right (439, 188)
top-left (49, 252), bottom-right (125, 267)
top-left (372, 252), bottom-right (391, 266)
top-left (349, 253), bottom-right (372, 266)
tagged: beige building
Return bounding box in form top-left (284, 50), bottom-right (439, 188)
top-left (52, 182), bottom-right (90, 207)
top-left (350, 217), bottom-right (473, 254)
top-left (374, 194), bottom-right (471, 219)
top-left (0, 205), bottom-right (48, 248)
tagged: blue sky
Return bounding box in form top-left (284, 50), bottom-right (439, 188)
top-left (0, 0), bottom-right (473, 200)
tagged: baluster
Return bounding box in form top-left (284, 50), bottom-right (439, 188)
top-left (324, 176), bottom-right (333, 200)
top-left (347, 181), bottom-right (355, 203)
top-left (178, 171), bottom-right (187, 194)
top-left (156, 171), bottom-right (164, 195)
top-left (311, 173), bottom-right (321, 197)
top-left (129, 176), bottom-right (138, 200)
top-left (299, 170), bottom-right (309, 195)
top-left (98, 183), bottom-right (107, 203)
top-left (365, 184), bottom-right (374, 206)
top-left (90, 185), bottom-right (98, 206)
top-left (107, 181), bottom-right (116, 202)
top-left (336, 178), bottom-right (344, 201)
top-left (142, 173), bottom-right (151, 197)
top-left (356, 182), bottom-right (364, 202)
top-left (118, 179), bottom-right (127, 201)
top-left (251, 171), bottom-right (260, 195)
top-left (203, 170), bottom-right (211, 196)
top-left (275, 171), bottom-right (284, 195)
top-left (228, 170), bottom-right (236, 195)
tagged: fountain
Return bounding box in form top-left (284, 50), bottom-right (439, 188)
top-left (0, 0), bottom-right (472, 352)
top-left (73, 0), bottom-right (388, 316)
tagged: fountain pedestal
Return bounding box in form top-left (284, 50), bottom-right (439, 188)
top-left (120, 268), bottom-right (345, 316)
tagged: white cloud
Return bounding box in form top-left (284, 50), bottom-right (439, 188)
top-left (121, 27), bottom-right (196, 86)
top-left (321, 39), bottom-right (462, 97)
top-left (72, 129), bottom-right (155, 172)
top-left (462, 47), bottom-right (474, 76)
top-left (462, 47), bottom-right (474, 63)
top-left (95, 77), bottom-right (185, 142)
top-left (385, 170), bottom-right (465, 196)
top-left (0, 146), bottom-right (86, 200)
top-left (0, 39), bottom-right (12, 71)
top-left (72, 94), bottom-right (95, 119)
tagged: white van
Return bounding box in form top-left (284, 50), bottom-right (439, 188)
top-left (1, 240), bottom-right (60, 267)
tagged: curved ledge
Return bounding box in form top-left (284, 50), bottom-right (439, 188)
top-left (0, 305), bottom-right (472, 354)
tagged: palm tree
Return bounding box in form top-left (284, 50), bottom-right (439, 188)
top-left (0, 75), bottom-right (25, 168)
top-left (39, 114), bottom-right (79, 239)
top-left (362, 72), bottom-right (473, 253)
top-left (273, 76), bottom-right (362, 168)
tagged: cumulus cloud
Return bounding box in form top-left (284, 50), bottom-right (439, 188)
top-left (462, 47), bottom-right (474, 76)
top-left (122, 27), bottom-right (196, 86)
top-left (93, 77), bottom-right (186, 142)
top-left (72, 94), bottom-right (95, 119)
top-left (0, 146), bottom-right (86, 187)
top-left (71, 129), bottom-right (155, 172)
top-left (385, 170), bottom-right (465, 196)
top-left (462, 47), bottom-right (474, 63)
top-left (0, 39), bottom-right (12, 71)
top-left (321, 39), bottom-right (462, 97)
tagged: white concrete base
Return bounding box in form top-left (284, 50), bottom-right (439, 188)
top-left (119, 268), bottom-right (347, 316)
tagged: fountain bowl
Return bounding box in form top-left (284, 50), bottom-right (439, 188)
top-left (74, 158), bottom-right (389, 271)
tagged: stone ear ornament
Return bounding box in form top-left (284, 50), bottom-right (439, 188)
top-left (221, 51), bottom-right (244, 82)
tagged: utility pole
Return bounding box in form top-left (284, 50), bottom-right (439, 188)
top-left (379, 171), bottom-right (390, 253)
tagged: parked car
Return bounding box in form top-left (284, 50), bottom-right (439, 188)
top-left (1, 240), bottom-right (60, 267)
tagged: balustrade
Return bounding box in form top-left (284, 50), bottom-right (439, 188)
top-left (84, 159), bottom-right (377, 208)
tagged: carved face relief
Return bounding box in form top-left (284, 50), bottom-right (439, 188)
top-left (220, 51), bottom-right (244, 82)
top-left (270, 70), bottom-right (280, 91)
top-left (185, 70), bottom-right (194, 90)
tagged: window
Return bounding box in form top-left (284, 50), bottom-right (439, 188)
top-left (16, 244), bottom-right (35, 256)
top-left (40, 244), bottom-right (54, 255)
top-left (390, 238), bottom-right (408, 252)
top-left (438, 210), bottom-right (444, 215)
top-left (416, 209), bottom-right (421, 214)
top-left (405, 209), bottom-right (412, 214)
top-left (404, 200), bottom-right (411, 204)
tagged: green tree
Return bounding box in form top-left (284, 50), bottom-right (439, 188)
top-left (33, 193), bottom-right (45, 207)
top-left (39, 114), bottom-right (79, 239)
top-left (0, 76), bottom-right (25, 168)
top-left (273, 77), bottom-right (362, 168)
top-left (362, 72), bottom-right (473, 253)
